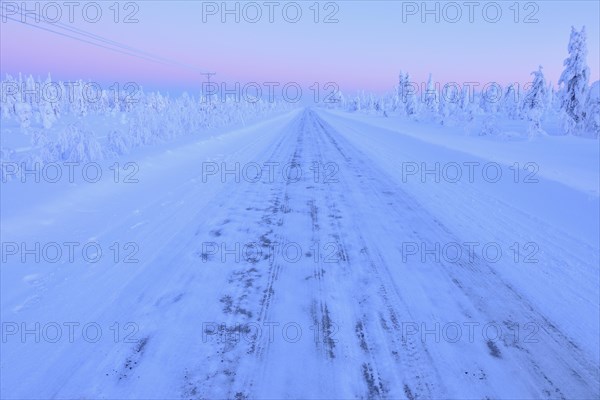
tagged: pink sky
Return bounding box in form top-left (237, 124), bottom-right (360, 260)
top-left (2, 1), bottom-right (599, 94)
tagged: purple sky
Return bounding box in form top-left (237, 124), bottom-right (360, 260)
top-left (1, 1), bottom-right (599, 94)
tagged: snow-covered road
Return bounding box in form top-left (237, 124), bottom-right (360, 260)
top-left (2, 109), bottom-right (599, 399)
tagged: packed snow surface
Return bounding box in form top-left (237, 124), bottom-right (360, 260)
top-left (1, 108), bottom-right (599, 399)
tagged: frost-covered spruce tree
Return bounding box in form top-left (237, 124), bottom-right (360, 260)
top-left (549, 86), bottom-right (560, 111)
top-left (423, 73), bottom-right (439, 118)
top-left (398, 72), bottom-right (418, 117)
top-left (70, 79), bottom-right (89, 117)
top-left (438, 84), bottom-right (459, 125)
top-left (14, 101), bottom-right (33, 131)
top-left (396, 71), bottom-right (406, 115)
top-left (57, 123), bottom-right (103, 162)
top-left (480, 84), bottom-right (502, 135)
top-left (107, 129), bottom-right (131, 155)
top-left (522, 66), bottom-right (548, 137)
top-left (335, 91), bottom-right (345, 109)
top-left (365, 93), bottom-right (375, 113)
top-left (39, 75), bottom-right (57, 129)
top-left (328, 89), bottom-right (343, 109)
top-left (373, 97), bottom-right (382, 114)
top-left (458, 85), bottom-right (471, 118)
top-left (545, 81), bottom-right (554, 111)
top-left (97, 89), bottom-right (111, 113)
top-left (40, 100), bottom-right (56, 129)
top-left (480, 84), bottom-right (502, 114)
top-left (29, 127), bottom-right (59, 164)
top-left (24, 75), bottom-right (38, 109)
top-left (389, 73), bottom-right (399, 112)
top-left (559, 26), bottom-right (590, 135)
top-left (357, 93), bottom-right (368, 113)
top-left (1, 74), bottom-right (18, 119)
top-left (585, 81), bottom-right (600, 138)
top-left (43, 74), bottom-right (62, 122)
top-left (503, 84), bottom-right (520, 119)
top-left (350, 96), bottom-right (361, 112)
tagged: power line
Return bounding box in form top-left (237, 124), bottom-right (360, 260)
top-left (1, 13), bottom-right (180, 69)
top-left (43, 20), bottom-right (204, 72)
top-left (1, 13), bottom-right (209, 74)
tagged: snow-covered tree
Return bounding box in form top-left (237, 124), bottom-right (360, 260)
top-left (40, 101), bottom-right (56, 129)
top-left (329, 90), bottom-right (344, 109)
top-left (39, 74), bottom-right (57, 129)
top-left (503, 84), bottom-right (520, 119)
top-left (545, 81), bottom-right (554, 111)
top-left (15, 101), bottom-right (33, 131)
top-left (0, 74), bottom-right (306, 172)
top-left (438, 83), bottom-right (460, 125)
top-left (522, 66), bottom-right (548, 137)
top-left (479, 83), bottom-right (502, 135)
top-left (457, 85), bottom-right (478, 123)
top-left (56, 124), bottom-right (103, 162)
top-left (423, 73), bottom-right (439, 117)
top-left (585, 81), bottom-right (600, 138)
top-left (480, 83), bottom-right (502, 114)
top-left (558, 26), bottom-right (590, 135)
top-left (350, 96), bottom-right (361, 112)
top-left (396, 71), bottom-right (405, 115)
top-left (23, 74), bottom-right (38, 109)
top-left (398, 72), bottom-right (418, 116)
top-left (1, 74), bottom-right (18, 119)
top-left (107, 129), bottom-right (131, 155)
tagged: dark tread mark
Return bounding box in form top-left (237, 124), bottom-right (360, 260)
top-left (403, 384), bottom-right (416, 400)
top-left (115, 336), bottom-right (150, 381)
top-left (487, 340), bottom-right (502, 358)
top-left (355, 321), bottom-right (369, 352)
top-left (209, 229), bottom-right (222, 237)
top-left (362, 362), bottom-right (386, 399)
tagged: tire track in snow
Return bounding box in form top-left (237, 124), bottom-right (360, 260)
top-left (187, 113), bottom-right (311, 399)
top-left (313, 109), bottom-right (599, 399)
top-left (307, 111), bottom-right (438, 399)
top-left (235, 109), bottom-right (343, 396)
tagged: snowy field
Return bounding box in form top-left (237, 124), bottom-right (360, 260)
top-left (2, 2), bottom-right (600, 400)
top-left (2, 103), bottom-right (599, 398)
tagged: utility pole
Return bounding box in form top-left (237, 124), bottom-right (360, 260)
top-left (201, 72), bottom-right (217, 104)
